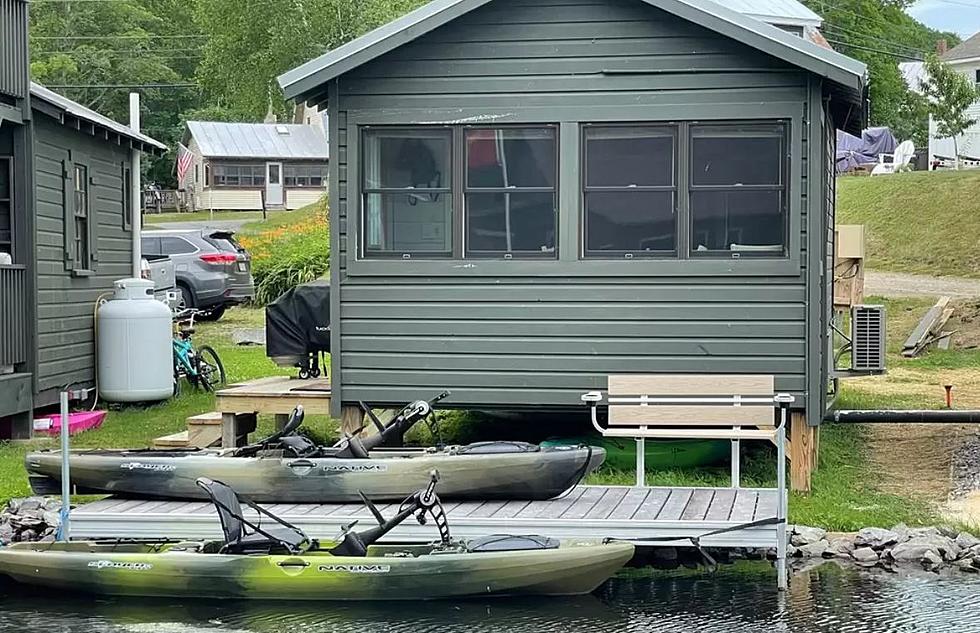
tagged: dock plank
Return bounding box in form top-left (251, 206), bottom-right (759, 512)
top-left (656, 489), bottom-right (694, 521)
top-left (450, 501), bottom-right (486, 518)
top-left (754, 490), bottom-right (779, 520)
top-left (516, 488), bottom-right (586, 519)
top-left (728, 489), bottom-right (758, 522)
top-left (632, 488), bottom-right (671, 520)
top-left (493, 500), bottom-right (532, 519)
top-left (607, 488), bottom-right (652, 520)
top-left (465, 501), bottom-right (509, 518)
top-left (585, 487), bottom-right (629, 520)
top-left (680, 489), bottom-right (716, 521)
top-left (559, 487), bottom-right (607, 520)
top-left (704, 488), bottom-right (737, 521)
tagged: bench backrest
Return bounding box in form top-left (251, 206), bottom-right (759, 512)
top-left (607, 374), bottom-right (775, 427)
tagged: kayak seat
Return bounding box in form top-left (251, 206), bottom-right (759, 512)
top-left (280, 434), bottom-right (319, 458)
top-left (196, 477), bottom-right (312, 555)
top-left (454, 441), bottom-right (540, 455)
top-left (466, 535), bottom-right (560, 552)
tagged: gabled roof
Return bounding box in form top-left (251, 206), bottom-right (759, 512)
top-left (30, 83), bottom-right (167, 154)
top-left (279, 0), bottom-right (867, 105)
top-left (943, 32), bottom-right (980, 63)
top-left (724, 0), bottom-right (822, 27)
top-left (185, 121), bottom-right (329, 160)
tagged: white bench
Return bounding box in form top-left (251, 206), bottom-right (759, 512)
top-left (582, 374), bottom-right (793, 590)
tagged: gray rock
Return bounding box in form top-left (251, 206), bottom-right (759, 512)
top-left (851, 547), bottom-right (879, 567)
top-left (908, 534), bottom-right (961, 562)
top-left (890, 523), bottom-right (912, 544)
top-left (826, 537), bottom-right (856, 558)
top-left (855, 527), bottom-right (900, 550)
top-left (889, 542), bottom-right (944, 571)
top-left (798, 540), bottom-right (829, 558)
top-left (791, 526), bottom-right (827, 546)
top-left (937, 525), bottom-right (960, 540)
top-left (955, 532), bottom-right (980, 550)
top-left (909, 526), bottom-right (942, 539)
top-left (786, 544), bottom-right (799, 558)
top-left (41, 510), bottom-right (61, 528)
top-left (17, 499), bottom-right (42, 513)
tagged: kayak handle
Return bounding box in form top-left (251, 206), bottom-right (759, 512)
top-left (287, 460), bottom-right (316, 469)
top-left (277, 559), bottom-right (310, 568)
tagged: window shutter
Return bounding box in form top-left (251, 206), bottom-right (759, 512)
top-left (62, 159), bottom-right (75, 271)
top-left (87, 171), bottom-right (98, 267)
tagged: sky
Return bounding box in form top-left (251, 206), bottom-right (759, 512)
top-left (907, 0), bottom-right (980, 39)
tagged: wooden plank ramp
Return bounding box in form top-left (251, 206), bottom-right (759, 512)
top-left (70, 485), bottom-right (782, 549)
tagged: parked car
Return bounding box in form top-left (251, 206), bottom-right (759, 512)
top-left (140, 229), bottom-right (255, 321)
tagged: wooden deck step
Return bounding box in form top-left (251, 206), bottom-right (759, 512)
top-left (153, 431), bottom-right (189, 448)
top-left (186, 412), bottom-right (222, 448)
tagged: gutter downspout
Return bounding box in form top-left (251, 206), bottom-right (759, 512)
top-left (129, 92), bottom-right (141, 277)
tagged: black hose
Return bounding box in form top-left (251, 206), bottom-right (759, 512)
top-left (825, 409), bottom-right (980, 423)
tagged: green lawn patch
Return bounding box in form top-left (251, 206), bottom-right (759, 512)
top-left (837, 170), bottom-right (980, 278)
top-left (142, 210), bottom-right (266, 225)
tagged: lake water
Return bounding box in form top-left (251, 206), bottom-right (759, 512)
top-left (2, 563), bottom-right (978, 633)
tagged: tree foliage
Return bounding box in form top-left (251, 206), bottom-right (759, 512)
top-left (921, 55), bottom-right (980, 166)
top-left (194, 0), bottom-right (427, 121)
top-left (804, 0), bottom-right (959, 146)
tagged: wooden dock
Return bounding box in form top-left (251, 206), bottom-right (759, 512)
top-left (69, 485), bottom-right (781, 548)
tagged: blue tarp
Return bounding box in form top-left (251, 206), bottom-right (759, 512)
top-left (836, 127), bottom-right (897, 173)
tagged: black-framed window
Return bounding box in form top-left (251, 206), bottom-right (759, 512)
top-left (0, 157), bottom-right (12, 255)
top-left (583, 125), bottom-right (677, 258)
top-left (285, 164), bottom-right (328, 187)
top-left (362, 128), bottom-right (453, 258)
top-left (213, 164), bottom-right (266, 187)
top-left (73, 164), bottom-right (90, 268)
top-left (690, 123), bottom-right (788, 257)
top-left (464, 127), bottom-right (557, 257)
top-left (122, 164), bottom-right (132, 231)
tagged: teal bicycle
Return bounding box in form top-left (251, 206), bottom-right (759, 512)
top-left (173, 309), bottom-right (227, 394)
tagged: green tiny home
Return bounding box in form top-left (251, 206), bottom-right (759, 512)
top-left (0, 0), bottom-right (166, 437)
top-left (279, 0), bottom-right (868, 427)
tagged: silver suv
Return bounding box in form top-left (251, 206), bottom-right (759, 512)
top-left (141, 229), bottom-right (255, 321)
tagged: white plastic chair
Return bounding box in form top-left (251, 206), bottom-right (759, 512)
top-left (871, 140), bottom-right (915, 175)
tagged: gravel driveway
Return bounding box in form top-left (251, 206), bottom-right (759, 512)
top-left (865, 270), bottom-right (980, 299)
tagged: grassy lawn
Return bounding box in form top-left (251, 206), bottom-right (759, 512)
top-left (837, 170), bottom-right (980, 278)
top-left (0, 307), bottom-right (338, 506)
top-left (142, 210), bottom-right (267, 225)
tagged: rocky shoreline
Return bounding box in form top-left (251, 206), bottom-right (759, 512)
top-left (788, 524), bottom-right (980, 573)
top-left (2, 496), bottom-right (979, 576)
top-left (0, 498), bottom-right (62, 545)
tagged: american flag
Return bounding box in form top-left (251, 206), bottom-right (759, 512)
top-left (175, 142), bottom-right (194, 183)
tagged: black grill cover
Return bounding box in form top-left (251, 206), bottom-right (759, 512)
top-left (265, 280), bottom-right (331, 358)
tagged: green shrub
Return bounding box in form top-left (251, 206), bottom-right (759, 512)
top-left (240, 198), bottom-right (329, 305)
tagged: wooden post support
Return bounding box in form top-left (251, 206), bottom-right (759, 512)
top-left (220, 412), bottom-right (257, 448)
top-left (274, 413), bottom-right (290, 432)
top-left (812, 426), bottom-right (821, 472)
top-left (790, 412), bottom-right (814, 493)
top-left (340, 405), bottom-right (364, 436)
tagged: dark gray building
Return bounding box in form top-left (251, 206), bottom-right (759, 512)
top-left (279, 0), bottom-right (868, 429)
top-left (0, 0), bottom-right (166, 438)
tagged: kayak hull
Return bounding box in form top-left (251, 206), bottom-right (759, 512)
top-left (26, 445), bottom-right (604, 503)
top-left (0, 540), bottom-right (633, 600)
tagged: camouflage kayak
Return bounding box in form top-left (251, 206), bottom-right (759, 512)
top-left (0, 475), bottom-right (632, 600)
top-left (0, 538), bottom-right (633, 600)
top-left (25, 443), bottom-right (604, 502)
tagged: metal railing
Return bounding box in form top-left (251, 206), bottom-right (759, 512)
top-left (0, 264), bottom-right (28, 366)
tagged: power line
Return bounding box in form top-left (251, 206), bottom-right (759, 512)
top-left (821, 22), bottom-right (927, 55)
top-left (45, 83), bottom-right (199, 89)
top-left (32, 34), bottom-right (206, 40)
top-left (825, 38), bottom-right (924, 60)
top-left (36, 48), bottom-right (203, 54)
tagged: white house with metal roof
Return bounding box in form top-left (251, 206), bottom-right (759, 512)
top-left (180, 121), bottom-right (329, 211)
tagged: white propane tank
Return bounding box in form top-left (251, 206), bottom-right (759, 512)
top-left (97, 278), bottom-right (173, 402)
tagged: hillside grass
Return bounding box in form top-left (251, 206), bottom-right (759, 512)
top-left (837, 170), bottom-right (980, 278)
top-left (142, 210), bottom-right (267, 225)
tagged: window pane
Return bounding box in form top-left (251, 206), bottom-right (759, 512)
top-left (364, 192), bottom-right (452, 256)
top-left (160, 237), bottom-right (197, 255)
top-left (586, 127), bottom-right (674, 187)
top-left (466, 192), bottom-right (556, 255)
top-left (691, 190), bottom-right (785, 253)
top-left (585, 191), bottom-right (675, 254)
top-left (691, 125), bottom-right (784, 186)
top-left (466, 128), bottom-right (555, 189)
top-left (364, 130), bottom-right (450, 190)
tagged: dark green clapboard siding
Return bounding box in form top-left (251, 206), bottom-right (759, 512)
top-left (329, 0), bottom-right (824, 412)
top-left (32, 117), bottom-right (133, 399)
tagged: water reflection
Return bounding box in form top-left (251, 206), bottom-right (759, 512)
top-left (2, 564), bottom-right (979, 633)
